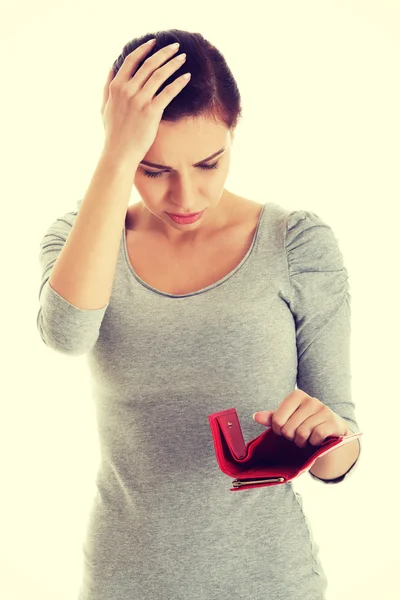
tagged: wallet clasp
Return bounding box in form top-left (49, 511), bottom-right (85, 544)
top-left (232, 477), bottom-right (285, 488)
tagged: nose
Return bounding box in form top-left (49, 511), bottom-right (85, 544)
top-left (168, 176), bottom-right (204, 214)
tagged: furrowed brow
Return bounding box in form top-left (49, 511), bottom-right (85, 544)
top-left (139, 147), bottom-right (226, 170)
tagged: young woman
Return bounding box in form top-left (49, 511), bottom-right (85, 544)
top-left (37, 28), bottom-right (361, 600)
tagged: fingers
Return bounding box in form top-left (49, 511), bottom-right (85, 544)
top-left (111, 40), bottom-right (157, 89)
top-left (101, 41), bottom-right (153, 115)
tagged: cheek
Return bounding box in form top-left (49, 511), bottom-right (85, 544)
top-left (133, 177), bottom-right (154, 198)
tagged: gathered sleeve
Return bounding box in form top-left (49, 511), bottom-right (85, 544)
top-left (285, 210), bottom-right (362, 484)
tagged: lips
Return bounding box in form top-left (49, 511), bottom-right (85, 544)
top-left (166, 211), bottom-right (205, 224)
top-left (168, 212), bottom-right (202, 217)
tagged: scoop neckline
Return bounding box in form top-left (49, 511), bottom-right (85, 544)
top-left (121, 203), bottom-right (267, 298)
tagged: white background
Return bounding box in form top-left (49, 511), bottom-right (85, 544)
top-left (1, 1), bottom-right (399, 598)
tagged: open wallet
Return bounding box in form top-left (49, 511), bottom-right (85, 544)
top-left (208, 408), bottom-right (363, 492)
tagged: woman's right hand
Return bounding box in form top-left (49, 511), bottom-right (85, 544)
top-left (100, 39), bottom-right (190, 168)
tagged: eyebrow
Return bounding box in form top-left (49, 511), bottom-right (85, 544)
top-left (139, 147), bottom-right (226, 171)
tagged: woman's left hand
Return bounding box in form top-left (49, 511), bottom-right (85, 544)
top-left (252, 389), bottom-right (350, 448)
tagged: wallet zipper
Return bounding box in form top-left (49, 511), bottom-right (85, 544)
top-left (232, 477), bottom-right (285, 488)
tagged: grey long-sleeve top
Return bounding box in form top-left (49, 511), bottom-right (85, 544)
top-left (37, 199), bottom-right (362, 600)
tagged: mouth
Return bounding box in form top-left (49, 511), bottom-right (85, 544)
top-left (165, 210), bottom-right (205, 224)
top-left (167, 211), bottom-right (203, 217)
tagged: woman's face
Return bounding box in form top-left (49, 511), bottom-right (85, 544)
top-left (133, 116), bottom-right (235, 244)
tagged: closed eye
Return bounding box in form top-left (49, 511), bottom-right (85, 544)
top-left (142, 161), bottom-right (220, 179)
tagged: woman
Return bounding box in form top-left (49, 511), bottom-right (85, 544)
top-left (37, 28), bottom-right (361, 600)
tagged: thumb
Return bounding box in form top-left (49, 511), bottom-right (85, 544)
top-left (253, 410), bottom-right (273, 426)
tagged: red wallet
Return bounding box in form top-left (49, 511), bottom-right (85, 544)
top-left (208, 408), bottom-right (362, 492)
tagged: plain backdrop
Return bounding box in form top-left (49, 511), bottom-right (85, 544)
top-left (1, 1), bottom-right (399, 599)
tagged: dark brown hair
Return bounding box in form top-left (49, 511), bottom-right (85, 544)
top-left (111, 29), bottom-right (242, 131)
